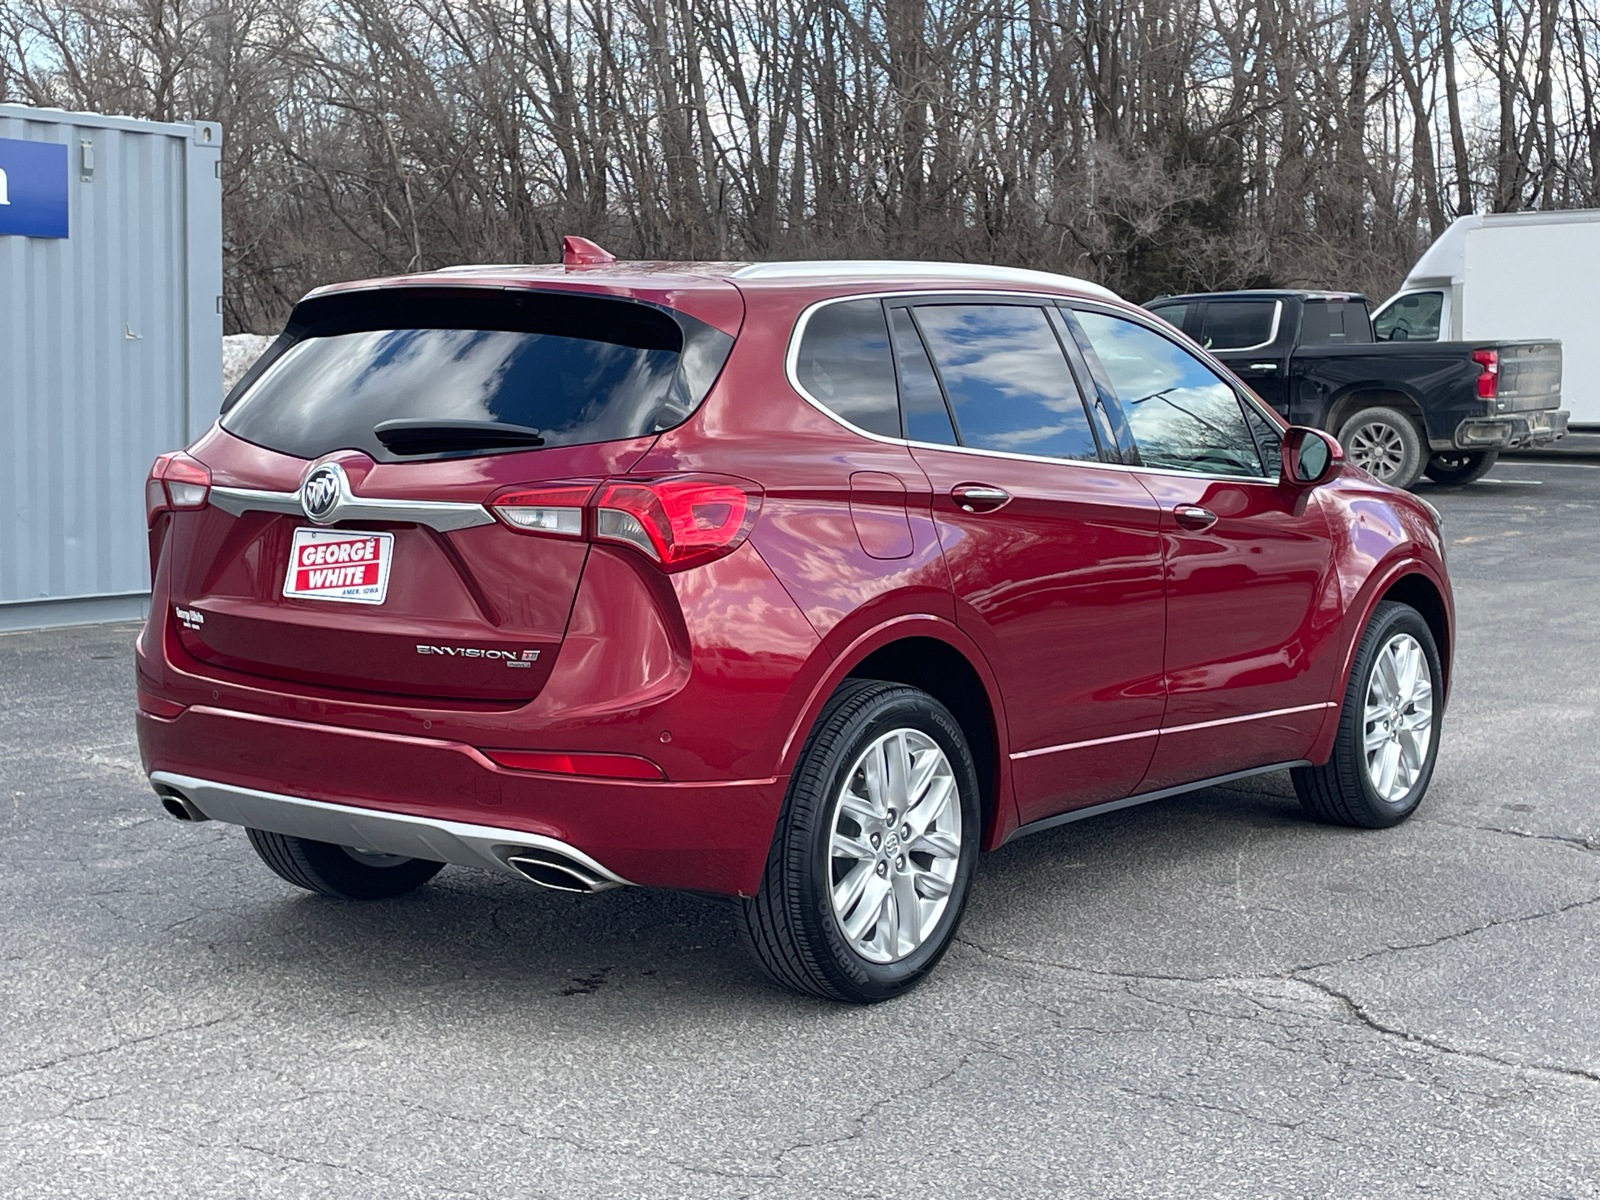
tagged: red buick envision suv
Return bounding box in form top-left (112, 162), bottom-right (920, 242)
top-left (137, 243), bottom-right (1453, 1002)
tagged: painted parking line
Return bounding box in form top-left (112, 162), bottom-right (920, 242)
top-left (1495, 460), bottom-right (1600, 469)
top-left (1477, 478), bottom-right (1542, 486)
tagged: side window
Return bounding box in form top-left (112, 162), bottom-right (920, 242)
top-left (1072, 310), bottom-right (1266, 478)
top-left (911, 304), bottom-right (1099, 461)
top-left (794, 298), bottom-right (900, 437)
top-left (1241, 402), bottom-right (1284, 480)
top-left (1146, 302), bottom-right (1188, 332)
top-left (1301, 299), bottom-right (1372, 345)
top-left (1372, 291), bottom-right (1442, 342)
top-left (888, 307), bottom-right (958, 446)
top-left (1199, 300), bottom-right (1279, 351)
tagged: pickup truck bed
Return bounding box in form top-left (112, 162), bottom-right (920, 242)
top-left (1145, 290), bottom-right (1566, 488)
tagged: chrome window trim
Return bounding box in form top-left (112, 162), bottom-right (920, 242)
top-left (1194, 298), bottom-right (1283, 353)
top-left (783, 290), bottom-right (1281, 485)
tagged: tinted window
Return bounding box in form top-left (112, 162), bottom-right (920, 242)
top-left (1073, 311), bottom-right (1264, 477)
top-left (1373, 291), bottom-right (1442, 342)
top-left (796, 299), bottom-right (900, 437)
top-left (889, 307), bottom-right (958, 445)
top-left (1300, 299), bottom-right (1373, 345)
top-left (912, 304), bottom-right (1098, 460)
top-left (1146, 303), bottom-right (1189, 331)
top-left (1199, 300), bottom-right (1278, 350)
top-left (222, 290), bottom-right (731, 462)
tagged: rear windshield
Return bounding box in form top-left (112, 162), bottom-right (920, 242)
top-left (221, 289), bottom-right (734, 461)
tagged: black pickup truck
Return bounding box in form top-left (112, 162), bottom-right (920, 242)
top-left (1144, 290), bottom-right (1566, 488)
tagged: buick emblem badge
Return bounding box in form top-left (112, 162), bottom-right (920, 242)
top-left (300, 463), bottom-right (345, 523)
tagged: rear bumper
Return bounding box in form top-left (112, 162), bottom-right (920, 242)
top-left (1446, 409), bottom-right (1569, 451)
top-left (151, 771), bottom-right (633, 891)
top-left (137, 705), bottom-right (786, 897)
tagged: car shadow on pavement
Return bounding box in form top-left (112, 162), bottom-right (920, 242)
top-left (174, 769), bottom-right (1326, 1012)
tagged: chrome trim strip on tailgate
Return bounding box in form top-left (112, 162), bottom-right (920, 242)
top-left (208, 486), bottom-right (496, 532)
top-left (149, 771), bottom-right (632, 889)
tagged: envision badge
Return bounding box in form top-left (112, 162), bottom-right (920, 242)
top-left (416, 644), bottom-right (541, 668)
top-left (300, 463), bottom-right (346, 523)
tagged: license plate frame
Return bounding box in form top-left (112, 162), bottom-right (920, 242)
top-left (283, 527), bottom-right (394, 605)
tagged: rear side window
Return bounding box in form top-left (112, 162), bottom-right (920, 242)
top-left (1373, 291), bottom-right (1442, 342)
top-left (1199, 300), bottom-right (1279, 350)
top-left (1300, 299), bottom-right (1373, 345)
top-left (222, 289), bottom-right (733, 462)
top-left (1146, 303), bottom-right (1189, 331)
top-left (911, 304), bottom-right (1099, 461)
top-left (794, 298), bottom-right (900, 437)
top-left (1073, 311), bottom-right (1264, 478)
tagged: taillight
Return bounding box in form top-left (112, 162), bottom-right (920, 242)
top-left (490, 483), bottom-right (595, 537)
top-left (489, 475), bottom-right (761, 572)
top-left (593, 477), bottom-right (760, 570)
top-left (482, 749), bottom-right (665, 780)
top-left (1472, 348), bottom-right (1499, 399)
top-left (145, 452), bottom-right (212, 525)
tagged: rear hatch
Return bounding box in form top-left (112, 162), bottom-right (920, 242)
top-left (165, 281), bottom-right (737, 703)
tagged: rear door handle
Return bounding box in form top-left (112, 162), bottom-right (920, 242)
top-left (1173, 505), bottom-right (1218, 530)
top-left (951, 484), bottom-right (1011, 513)
top-left (1248, 363), bottom-right (1278, 372)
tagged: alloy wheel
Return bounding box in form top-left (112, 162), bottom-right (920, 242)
top-left (827, 728), bottom-right (962, 964)
top-left (1363, 632), bottom-right (1434, 802)
top-left (1347, 420), bottom-right (1408, 481)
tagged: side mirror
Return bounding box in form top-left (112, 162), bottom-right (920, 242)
top-left (1281, 426), bottom-right (1344, 487)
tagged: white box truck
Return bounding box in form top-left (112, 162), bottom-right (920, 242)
top-left (1373, 210), bottom-right (1597, 426)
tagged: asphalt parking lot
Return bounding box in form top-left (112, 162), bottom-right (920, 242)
top-left (3, 459), bottom-right (1598, 1199)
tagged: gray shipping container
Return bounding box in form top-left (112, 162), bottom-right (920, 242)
top-left (1, 103), bottom-right (222, 631)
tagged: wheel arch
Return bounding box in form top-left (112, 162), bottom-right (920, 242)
top-left (1309, 559), bottom-right (1454, 765)
top-left (1326, 387), bottom-right (1427, 439)
top-left (778, 616), bottom-right (1017, 850)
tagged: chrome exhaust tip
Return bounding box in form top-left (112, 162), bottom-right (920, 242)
top-left (506, 849), bottom-right (608, 893)
top-left (154, 785), bottom-right (210, 822)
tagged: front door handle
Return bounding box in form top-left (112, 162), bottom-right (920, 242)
top-left (1248, 363), bottom-right (1278, 372)
top-left (1173, 505), bottom-right (1218, 530)
top-left (951, 484), bottom-right (1011, 513)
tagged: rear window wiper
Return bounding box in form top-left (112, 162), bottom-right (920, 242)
top-left (373, 419), bottom-right (546, 455)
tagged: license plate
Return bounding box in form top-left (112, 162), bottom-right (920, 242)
top-left (283, 528), bottom-right (393, 604)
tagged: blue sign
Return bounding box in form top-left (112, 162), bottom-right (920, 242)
top-left (0, 138), bottom-right (69, 239)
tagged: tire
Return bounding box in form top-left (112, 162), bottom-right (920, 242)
top-left (739, 680), bottom-right (982, 1003)
top-left (1338, 407), bottom-right (1426, 490)
top-left (1293, 601), bottom-right (1442, 829)
top-left (246, 828), bottom-right (445, 899)
top-left (1424, 449), bottom-right (1498, 486)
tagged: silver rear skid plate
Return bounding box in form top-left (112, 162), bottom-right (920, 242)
top-left (149, 771), bottom-right (631, 893)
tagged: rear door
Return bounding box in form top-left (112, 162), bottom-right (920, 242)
top-left (1067, 305), bottom-right (1344, 791)
top-left (168, 285), bottom-right (736, 702)
top-left (1198, 298), bottom-right (1292, 416)
top-left (894, 297), bottom-right (1167, 823)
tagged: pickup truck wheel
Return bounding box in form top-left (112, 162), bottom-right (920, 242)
top-left (246, 828), bottom-right (445, 899)
top-left (739, 680), bottom-right (981, 1003)
top-left (1292, 601), bottom-right (1441, 829)
top-left (1338, 407), bottom-right (1425, 489)
top-left (1424, 450), bottom-right (1498, 486)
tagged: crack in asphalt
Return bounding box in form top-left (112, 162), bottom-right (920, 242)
top-left (1474, 825), bottom-right (1600, 853)
top-left (0, 1013), bottom-right (239, 1082)
top-left (955, 889), bottom-right (1600, 1090)
top-left (1290, 976), bottom-right (1600, 1085)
